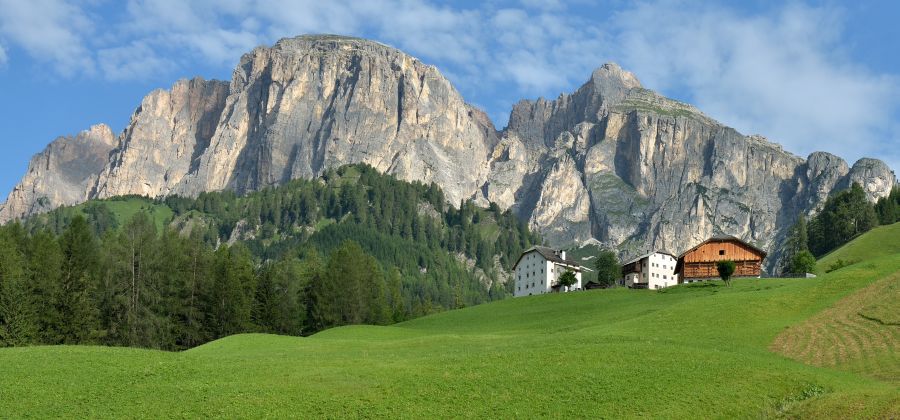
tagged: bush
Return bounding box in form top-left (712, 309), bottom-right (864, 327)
top-left (790, 250), bottom-right (816, 274)
top-left (717, 260), bottom-right (736, 286)
top-left (826, 259), bottom-right (858, 273)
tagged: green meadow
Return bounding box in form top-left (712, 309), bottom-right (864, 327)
top-left (1, 224), bottom-right (898, 418)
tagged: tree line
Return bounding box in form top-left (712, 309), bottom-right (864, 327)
top-left (781, 183), bottom-right (899, 273)
top-left (4, 165), bottom-right (541, 350)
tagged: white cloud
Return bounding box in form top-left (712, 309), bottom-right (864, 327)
top-left (97, 41), bottom-right (175, 81)
top-left (0, 0), bottom-right (95, 76)
top-left (610, 2), bottom-right (899, 168)
top-left (0, 43), bottom-right (7, 66)
top-left (0, 0), bottom-right (896, 171)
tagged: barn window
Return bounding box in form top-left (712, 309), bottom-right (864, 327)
top-left (719, 250), bottom-right (726, 255)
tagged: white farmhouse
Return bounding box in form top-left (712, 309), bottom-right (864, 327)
top-left (622, 251), bottom-right (679, 290)
top-left (513, 246), bottom-right (585, 297)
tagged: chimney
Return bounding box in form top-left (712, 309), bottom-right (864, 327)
top-left (560, 250), bottom-right (566, 261)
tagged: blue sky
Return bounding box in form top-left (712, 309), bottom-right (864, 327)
top-left (0, 0), bottom-right (898, 197)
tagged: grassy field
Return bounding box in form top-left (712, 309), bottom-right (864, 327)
top-left (816, 222), bottom-right (900, 274)
top-left (1, 227), bottom-right (898, 417)
top-left (98, 197), bottom-right (174, 232)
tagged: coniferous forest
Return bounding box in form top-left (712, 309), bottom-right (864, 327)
top-left (780, 183), bottom-right (900, 273)
top-left (0, 165), bottom-right (540, 350)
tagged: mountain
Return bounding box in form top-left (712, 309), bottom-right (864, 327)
top-left (0, 124), bottom-right (116, 222)
top-left (1, 35), bottom-right (895, 270)
top-left (482, 65), bottom-right (896, 270)
top-left (94, 35), bottom-right (496, 205)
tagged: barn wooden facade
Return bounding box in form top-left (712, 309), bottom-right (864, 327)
top-left (676, 236), bottom-right (767, 282)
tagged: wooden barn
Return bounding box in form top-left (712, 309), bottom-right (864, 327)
top-left (675, 236), bottom-right (767, 282)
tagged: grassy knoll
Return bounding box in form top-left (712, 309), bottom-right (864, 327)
top-left (771, 222), bottom-right (900, 389)
top-left (1, 236), bottom-right (898, 417)
top-left (816, 222), bottom-right (900, 274)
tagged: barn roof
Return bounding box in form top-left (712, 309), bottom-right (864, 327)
top-left (512, 246), bottom-right (583, 271)
top-left (677, 235), bottom-right (768, 259)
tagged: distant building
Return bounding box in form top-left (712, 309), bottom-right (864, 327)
top-left (621, 251), bottom-right (679, 290)
top-left (675, 235), bottom-right (767, 282)
top-left (512, 246), bottom-right (585, 297)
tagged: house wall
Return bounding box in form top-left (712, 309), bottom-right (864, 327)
top-left (623, 253), bottom-right (677, 289)
top-left (679, 240), bottom-right (765, 280)
top-left (514, 251), bottom-right (549, 297)
top-left (549, 261), bottom-right (582, 291)
top-left (514, 250), bottom-right (584, 297)
top-left (646, 253), bottom-right (678, 290)
top-left (682, 261), bottom-right (762, 279)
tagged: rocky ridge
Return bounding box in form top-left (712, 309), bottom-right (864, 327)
top-left (0, 124), bottom-right (116, 222)
top-left (1, 35), bottom-right (895, 272)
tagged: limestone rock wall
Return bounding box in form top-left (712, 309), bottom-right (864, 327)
top-left (0, 124), bottom-right (116, 221)
top-left (0, 36), bottom-right (894, 274)
top-left (174, 35), bottom-right (497, 204)
top-left (95, 77), bottom-right (229, 198)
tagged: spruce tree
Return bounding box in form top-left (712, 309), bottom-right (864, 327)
top-left (254, 255), bottom-right (305, 335)
top-left (594, 250), bottom-right (621, 287)
top-left (0, 231), bottom-right (37, 346)
top-left (386, 267), bottom-right (405, 322)
top-left (207, 244), bottom-right (256, 337)
top-left (25, 229), bottom-right (63, 343)
top-left (55, 216), bottom-right (100, 344)
top-left (780, 214), bottom-right (809, 274)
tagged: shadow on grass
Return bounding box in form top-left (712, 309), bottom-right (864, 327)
top-left (655, 281), bottom-right (723, 294)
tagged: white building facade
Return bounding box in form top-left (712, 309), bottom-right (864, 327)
top-left (513, 247), bottom-right (584, 297)
top-left (622, 252), bottom-right (678, 290)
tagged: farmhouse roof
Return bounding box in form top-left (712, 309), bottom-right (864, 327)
top-left (623, 250), bottom-right (678, 266)
top-left (677, 235), bottom-right (768, 259)
top-left (512, 246), bottom-right (583, 270)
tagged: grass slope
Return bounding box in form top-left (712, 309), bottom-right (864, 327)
top-left (1, 233), bottom-right (898, 417)
top-left (816, 222), bottom-right (900, 273)
top-left (772, 222), bottom-right (900, 388)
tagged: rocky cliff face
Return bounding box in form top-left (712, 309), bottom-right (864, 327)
top-left (173, 35), bottom-right (497, 202)
top-left (1, 36), bottom-right (895, 272)
top-left (480, 63), bottom-right (895, 270)
top-left (1, 35), bottom-right (497, 221)
top-left (0, 124), bottom-right (116, 221)
top-left (94, 77), bottom-right (230, 199)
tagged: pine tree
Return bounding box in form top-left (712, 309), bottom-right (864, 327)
top-left (206, 244), bottom-right (256, 337)
top-left (177, 230), bottom-right (214, 348)
top-left (809, 183), bottom-right (879, 256)
top-left (25, 229), bottom-right (63, 344)
top-left (874, 186), bottom-right (899, 225)
top-left (254, 255), bottom-right (305, 335)
top-left (54, 216), bottom-right (100, 344)
top-left (386, 267), bottom-right (405, 322)
top-left (594, 250), bottom-right (621, 287)
top-left (309, 241), bottom-right (387, 329)
top-left (0, 231), bottom-right (37, 346)
top-left (104, 212), bottom-right (163, 347)
top-left (789, 250), bottom-right (816, 275)
top-left (780, 214), bottom-right (809, 274)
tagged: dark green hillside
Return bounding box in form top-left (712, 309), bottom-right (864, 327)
top-left (2, 165), bottom-right (540, 350)
top-left (0, 222), bottom-right (897, 418)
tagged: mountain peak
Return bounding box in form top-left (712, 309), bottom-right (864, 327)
top-left (590, 62), bottom-right (642, 90)
top-left (271, 34), bottom-right (402, 57)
